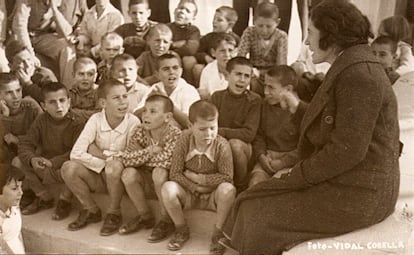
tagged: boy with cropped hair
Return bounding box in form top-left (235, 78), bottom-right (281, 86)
top-left (371, 36), bottom-right (400, 84)
top-left (111, 53), bottom-right (150, 112)
top-left (183, 5), bottom-right (240, 86)
top-left (161, 100), bottom-right (235, 254)
top-left (17, 82), bottom-right (86, 220)
top-left (211, 56), bottom-right (261, 191)
top-left (136, 24), bottom-right (175, 85)
top-left (97, 32), bottom-right (124, 84)
top-left (198, 33), bottom-right (237, 99)
top-left (61, 79), bottom-right (140, 236)
top-left (115, 95), bottom-right (181, 241)
top-left (0, 73), bottom-right (43, 165)
top-left (115, 0), bottom-right (157, 58)
top-left (249, 65), bottom-right (301, 187)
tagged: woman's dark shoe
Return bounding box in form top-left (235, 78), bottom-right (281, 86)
top-left (100, 213), bottom-right (122, 236)
top-left (52, 199), bottom-right (72, 220)
top-left (119, 215), bottom-right (155, 235)
top-left (21, 197), bottom-right (54, 215)
top-left (147, 220), bottom-right (175, 243)
top-left (68, 209), bottom-right (102, 231)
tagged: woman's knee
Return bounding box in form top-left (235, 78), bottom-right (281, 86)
top-left (121, 167), bottom-right (143, 186)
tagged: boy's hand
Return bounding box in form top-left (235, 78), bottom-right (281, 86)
top-left (88, 143), bottom-right (106, 159)
top-left (273, 168), bottom-right (292, 179)
top-left (172, 40), bottom-right (186, 49)
top-left (15, 68), bottom-right (33, 86)
top-left (270, 159), bottom-right (285, 172)
top-left (31, 157), bottom-right (53, 170)
top-left (252, 67), bottom-right (260, 78)
top-left (0, 99), bottom-right (10, 116)
top-left (149, 145), bottom-right (163, 155)
top-left (149, 85), bottom-right (168, 97)
top-left (4, 133), bottom-right (19, 145)
top-left (258, 154), bottom-right (275, 174)
top-left (279, 90), bottom-right (300, 114)
top-left (184, 170), bottom-right (200, 183)
top-left (195, 185), bottom-right (214, 194)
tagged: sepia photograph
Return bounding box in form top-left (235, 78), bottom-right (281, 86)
top-left (0, 0), bottom-right (413, 254)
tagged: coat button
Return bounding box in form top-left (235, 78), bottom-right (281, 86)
top-left (324, 115), bottom-right (334, 124)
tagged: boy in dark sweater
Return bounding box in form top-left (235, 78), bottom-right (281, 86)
top-left (211, 57), bottom-right (261, 191)
top-left (114, 0), bottom-right (157, 58)
top-left (249, 65), bottom-right (301, 187)
top-left (167, 0), bottom-right (200, 59)
top-left (17, 82), bottom-right (85, 220)
top-left (161, 100), bottom-right (235, 254)
top-left (0, 73), bottom-right (43, 165)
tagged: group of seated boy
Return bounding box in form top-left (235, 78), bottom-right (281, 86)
top-left (0, 0), bottom-right (405, 254)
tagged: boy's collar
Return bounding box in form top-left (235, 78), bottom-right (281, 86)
top-left (173, 22), bottom-right (192, 28)
top-left (186, 134), bottom-right (216, 162)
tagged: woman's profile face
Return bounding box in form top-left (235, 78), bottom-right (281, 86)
top-left (306, 20), bottom-right (335, 64)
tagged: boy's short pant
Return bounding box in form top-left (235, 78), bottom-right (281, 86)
top-left (31, 166), bottom-right (64, 184)
top-left (184, 189), bottom-right (217, 212)
top-left (136, 166), bottom-right (157, 199)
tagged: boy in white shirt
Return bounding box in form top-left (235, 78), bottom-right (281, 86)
top-left (61, 79), bottom-right (140, 236)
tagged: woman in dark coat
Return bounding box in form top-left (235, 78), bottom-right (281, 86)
top-left (220, 1), bottom-right (401, 255)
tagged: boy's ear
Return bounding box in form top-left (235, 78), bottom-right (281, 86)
top-left (165, 112), bottom-right (173, 122)
top-left (120, 47), bottom-right (125, 54)
top-left (98, 98), bottom-right (106, 109)
top-left (210, 48), bottom-right (216, 58)
top-left (275, 17), bottom-right (281, 27)
top-left (286, 84), bottom-right (294, 92)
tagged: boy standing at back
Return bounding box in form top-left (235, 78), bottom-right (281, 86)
top-left (115, 0), bottom-right (157, 59)
top-left (17, 82), bottom-right (86, 221)
top-left (116, 95), bottom-right (181, 241)
top-left (162, 100), bottom-right (236, 254)
top-left (61, 79), bottom-right (140, 236)
top-left (0, 73), bottom-right (43, 165)
top-left (249, 65), bottom-right (301, 187)
top-left (97, 32), bottom-right (124, 84)
top-left (371, 36), bottom-right (400, 84)
top-left (211, 57), bottom-right (261, 191)
top-left (136, 24), bottom-right (174, 85)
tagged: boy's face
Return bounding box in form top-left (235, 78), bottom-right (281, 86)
top-left (255, 17), bottom-right (279, 40)
top-left (129, 3), bottom-right (151, 28)
top-left (264, 74), bottom-right (288, 105)
top-left (212, 41), bottom-right (236, 68)
top-left (213, 11), bottom-right (231, 33)
top-left (10, 49), bottom-right (36, 76)
top-left (174, 2), bottom-right (196, 25)
top-left (371, 43), bottom-right (395, 69)
top-left (74, 63), bottom-right (97, 91)
top-left (0, 81), bottom-right (23, 112)
top-left (158, 58), bottom-right (183, 89)
top-left (148, 31), bottom-right (172, 57)
top-left (227, 64), bottom-right (252, 95)
top-left (95, 0), bottom-right (110, 9)
top-left (191, 117), bottom-right (218, 147)
top-left (41, 89), bottom-right (71, 120)
top-left (1, 179), bottom-right (23, 208)
top-left (101, 85), bottom-right (129, 119)
top-left (142, 100), bottom-right (171, 130)
top-left (111, 59), bottom-right (138, 88)
top-left (100, 40), bottom-right (123, 63)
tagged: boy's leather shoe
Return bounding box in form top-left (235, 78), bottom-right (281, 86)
top-left (148, 220), bottom-right (175, 243)
top-left (100, 213), bottom-right (122, 236)
top-left (52, 199), bottom-right (72, 220)
top-left (68, 209), bottom-right (102, 231)
top-left (21, 197), bottom-right (54, 215)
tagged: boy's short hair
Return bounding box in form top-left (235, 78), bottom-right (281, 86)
top-left (266, 65), bottom-right (298, 90)
top-left (226, 56), bottom-right (252, 73)
top-left (177, 0), bottom-right (198, 16)
top-left (5, 39), bottom-right (29, 62)
top-left (97, 78), bottom-right (125, 99)
top-left (211, 32), bottom-right (237, 51)
top-left (157, 52), bottom-right (182, 69)
top-left (129, 0), bottom-right (149, 8)
top-left (147, 23), bottom-right (173, 41)
top-left (41, 82), bottom-right (68, 102)
top-left (0, 72), bottom-right (20, 90)
top-left (189, 100), bottom-right (218, 124)
top-left (372, 36), bottom-right (398, 54)
top-left (254, 1), bottom-right (279, 20)
top-left (101, 31), bottom-right (124, 45)
top-left (110, 53), bottom-right (137, 70)
top-left (73, 57), bottom-right (97, 73)
top-left (0, 164), bottom-right (25, 194)
top-left (145, 94), bottom-right (174, 113)
top-left (216, 6), bottom-right (238, 25)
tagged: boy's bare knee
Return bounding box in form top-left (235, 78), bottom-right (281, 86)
top-left (152, 167), bottom-right (168, 184)
top-left (183, 56), bottom-right (196, 67)
top-left (121, 167), bottom-right (142, 186)
top-left (229, 139), bottom-right (247, 153)
top-left (217, 182), bottom-right (236, 199)
top-left (105, 160), bottom-right (124, 179)
top-left (161, 181), bottom-right (180, 201)
top-left (61, 160), bottom-right (81, 181)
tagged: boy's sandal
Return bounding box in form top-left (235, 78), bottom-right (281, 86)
top-left (119, 216), bottom-right (154, 235)
top-left (167, 226), bottom-right (190, 251)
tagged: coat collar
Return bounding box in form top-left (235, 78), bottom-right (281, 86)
top-left (300, 44), bottom-right (380, 135)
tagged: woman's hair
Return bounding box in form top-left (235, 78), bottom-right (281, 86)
top-left (379, 15), bottom-right (412, 43)
top-left (311, 0), bottom-right (373, 50)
